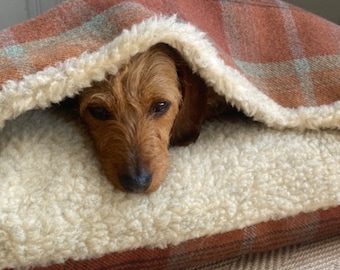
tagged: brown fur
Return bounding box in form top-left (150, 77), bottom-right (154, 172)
top-left (79, 43), bottom-right (228, 193)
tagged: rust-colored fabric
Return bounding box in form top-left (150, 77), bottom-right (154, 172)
top-left (28, 206), bottom-right (339, 270)
top-left (1, 0), bottom-right (339, 109)
top-left (1, 1), bottom-right (339, 269)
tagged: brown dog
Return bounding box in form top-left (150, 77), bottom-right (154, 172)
top-left (79, 43), bottom-right (228, 193)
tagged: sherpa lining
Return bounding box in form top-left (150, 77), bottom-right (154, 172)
top-left (1, 108), bottom-right (339, 268)
top-left (0, 0), bottom-right (339, 269)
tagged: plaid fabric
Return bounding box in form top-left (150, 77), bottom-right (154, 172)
top-left (1, 1), bottom-right (339, 269)
top-left (28, 206), bottom-right (339, 270)
top-left (0, 0), bottom-right (339, 109)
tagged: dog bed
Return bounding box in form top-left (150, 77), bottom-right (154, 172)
top-left (0, 0), bottom-right (339, 269)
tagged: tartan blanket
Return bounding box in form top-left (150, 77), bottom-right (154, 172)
top-left (0, 1), bottom-right (339, 269)
top-left (0, 0), bottom-right (339, 129)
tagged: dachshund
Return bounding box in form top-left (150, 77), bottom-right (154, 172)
top-left (78, 43), bottom-right (229, 193)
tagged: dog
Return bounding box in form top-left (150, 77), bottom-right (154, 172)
top-left (79, 43), bottom-right (229, 193)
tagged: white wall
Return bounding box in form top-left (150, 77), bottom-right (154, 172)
top-left (285, 0), bottom-right (340, 25)
top-left (0, 0), bottom-right (64, 30)
top-left (0, 0), bottom-right (339, 30)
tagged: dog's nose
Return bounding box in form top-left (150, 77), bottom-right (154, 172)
top-left (119, 169), bottom-right (152, 193)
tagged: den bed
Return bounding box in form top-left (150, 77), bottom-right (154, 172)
top-left (0, 0), bottom-right (339, 269)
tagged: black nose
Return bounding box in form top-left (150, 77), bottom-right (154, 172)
top-left (119, 169), bottom-right (152, 193)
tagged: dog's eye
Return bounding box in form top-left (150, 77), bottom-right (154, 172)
top-left (88, 106), bottom-right (113, 120)
top-left (150, 101), bottom-right (170, 116)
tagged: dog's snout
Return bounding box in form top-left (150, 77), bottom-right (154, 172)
top-left (119, 168), bottom-right (152, 193)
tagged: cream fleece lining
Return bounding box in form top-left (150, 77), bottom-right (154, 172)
top-left (0, 16), bottom-right (339, 269)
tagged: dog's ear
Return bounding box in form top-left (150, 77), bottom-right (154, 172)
top-left (170, 64), bottom-right (208, 146)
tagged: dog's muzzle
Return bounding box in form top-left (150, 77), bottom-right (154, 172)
top-left (119, 166), bottom-right (152, 193)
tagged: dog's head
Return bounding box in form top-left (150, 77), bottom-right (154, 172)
top-left (79, 43), bottom-right (208, 193)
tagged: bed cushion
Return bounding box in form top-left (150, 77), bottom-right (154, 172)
top-left (0, 0), bottom-right (339, 269)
